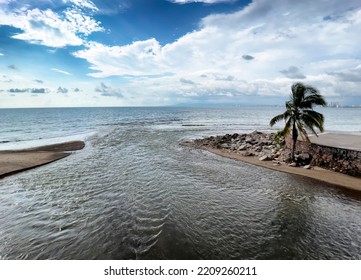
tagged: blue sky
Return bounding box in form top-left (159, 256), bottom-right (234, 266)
top-left (0, 0), bottom-right (361, 107)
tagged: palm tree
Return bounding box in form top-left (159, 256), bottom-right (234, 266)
top-left (270, 82), bottom-right (327, 161)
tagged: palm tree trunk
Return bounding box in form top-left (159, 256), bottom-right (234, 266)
top-left (292, 139), bottom-right (296, 161)
top-left (291, 121), bottom-right (298, 161)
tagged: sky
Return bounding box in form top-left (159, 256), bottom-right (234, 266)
top-left (0, 0), bottom-right (361, 108)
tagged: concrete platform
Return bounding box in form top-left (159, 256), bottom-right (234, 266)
top-left (309, 133), bottom-right (361, 151)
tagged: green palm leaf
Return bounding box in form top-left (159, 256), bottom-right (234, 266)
top-left (269, 82), bottom-right (326, 161)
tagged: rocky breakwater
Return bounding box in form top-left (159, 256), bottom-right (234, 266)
top-left (183, 131), bottom-right (312, 168)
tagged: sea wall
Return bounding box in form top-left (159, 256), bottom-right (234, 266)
top-left (286, 137), bottom-right (361, 177)
top-left (184, 131), bottom-right (361, 178)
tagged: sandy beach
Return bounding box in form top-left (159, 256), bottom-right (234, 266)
top-left (181, 132), bottom-right (361, 192)
top-left (0, 141), bottom-right (85, 179)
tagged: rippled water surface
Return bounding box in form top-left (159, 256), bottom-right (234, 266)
top-left (0, 107), bottom-right (361, 259)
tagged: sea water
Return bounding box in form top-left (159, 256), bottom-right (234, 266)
top-left (0, 106), bottom-right (360, 259)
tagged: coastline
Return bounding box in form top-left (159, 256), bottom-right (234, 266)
top-left (181, 136), bottom-right (361, 192)
top-left (0, 141), bottom-right (85, 179)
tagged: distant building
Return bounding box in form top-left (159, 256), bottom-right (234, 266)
top-left (328, 102), bottom-right (341, 108)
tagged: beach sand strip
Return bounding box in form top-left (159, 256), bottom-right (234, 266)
top-left (0, 141), bottom-right (85, 179)
top-left (181, 142), bottom-right (361, 192)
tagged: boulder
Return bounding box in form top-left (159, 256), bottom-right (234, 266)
top-left (259, 155), bottom-right (272, 161)
top-left (230, 144), bottom-right (238, 151)
top-left (295, 153), bottom-right (312, 166)
top-left (238, 144), bottom-right (247, 151)
top-left (245, 137), bottom-right (253, 144)
top-left (255, 146), bottom-right (262, 152)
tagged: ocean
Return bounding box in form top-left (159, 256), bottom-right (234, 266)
top-left (0, 106), bottom-right (360, 259)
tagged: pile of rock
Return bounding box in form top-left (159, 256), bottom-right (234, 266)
top-left (185, 131), bottom-right (361, 176)
top-left (191, 131), bottom-right (312, 167)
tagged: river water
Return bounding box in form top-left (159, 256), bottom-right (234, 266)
top-left (0, 107), bottom-right (360, 259)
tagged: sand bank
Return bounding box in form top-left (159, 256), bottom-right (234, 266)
top-left (181, 141), bottom-right (361, 192)
top-left (0, 141), bottom-right (85, 179)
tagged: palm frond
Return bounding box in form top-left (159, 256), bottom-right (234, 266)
top-left (285, 101), bottom-right (294, 111)
top-left (291, 83), bottom-right (306, 106)
top-left (302, 110), bottom-right (324, 128)
top-left (269, 113), bottom-right (287, 127)
top-left (283, 118), bottom-right (292, 136)
top-left (300, 110), bottom-right (325, 136)
top-left (300, 93), bottom-right (327, 108)
top-left (296, 120), bottom-right (310, 142)
top-left (269, 82), bottom-right (326, 143)
top-left (303, 85), bottom-right (318, 95)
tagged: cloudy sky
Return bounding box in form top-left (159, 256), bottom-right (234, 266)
top-left (0, 0), bottom-right (361, 107)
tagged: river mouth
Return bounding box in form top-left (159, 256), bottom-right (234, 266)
top-left (0, 107), bottom-right (360, 260)
top-left (1, 125), bottom-right (361, 260)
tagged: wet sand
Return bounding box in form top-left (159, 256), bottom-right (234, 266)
top-left (0, 141), bottom-right (85, 179)
top-left (181, 141), bottom-right (361, 192)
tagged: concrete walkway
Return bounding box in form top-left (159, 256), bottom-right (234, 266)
top-left (309, 133), bottom-right (361, 151)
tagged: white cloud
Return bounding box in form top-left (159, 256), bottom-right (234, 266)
top-left (69, 0), bottom-right (98, 11)
top-left (73, 0), bottom-right (361, 104)
top-left (280, 66), bottom-right (306, 79)
top-left (0, 5), bottom-right (103, 47)
top-left (64, 9), bottom-right (102, 36)
top-left (8, 8), bottom-right (83, 47)
top-left (51, 68), bottom-right (72, 75)
top-left (170, 0), bottom-right (236, 3)
top-left (73, 39), bottom-right (164, 77)
top-left (95, 82), bottom-right (124, 98)
top-left (57, 86), bottom-right (69, 93)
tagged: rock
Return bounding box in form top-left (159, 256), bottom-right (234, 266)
top-left (187, 131), bottom-right (361, 177)
top-left (304, 165), bottom-right (311, 169)
top-left (261, 140), bottom-right (272, 146)
top-left (230, 144), bottom-right (237, 151)
top-left (297, 153), bottom-right (311, 161)
top-left (263, 146), bottom-right (271, 151)
top-left (245, 137), bottom-right (253, 144)
top-left (295, 152), bottom-right (312, 166)
top-left (255, 146), bottom-right (262, 152)
top-left (289, 162), bottom-right (298, 167)
top-left (259, 155), bottom-right (271, 161)
top-left (238, 144), bottom-right (247, 151)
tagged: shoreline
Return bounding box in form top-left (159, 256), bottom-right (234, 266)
top-left (181, 140), bottom-right (361, 192)
top-left (0, 141), bottom-right (85, 179)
